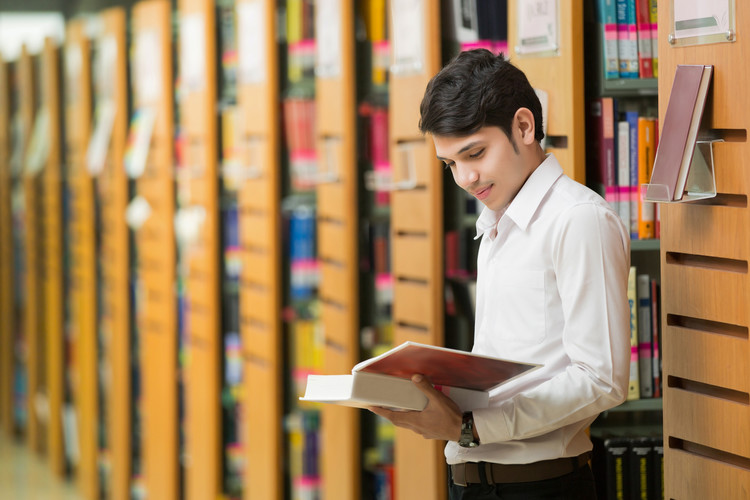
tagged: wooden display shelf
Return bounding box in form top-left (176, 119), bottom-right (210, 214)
top-left (388, 1), bottom-right (445, 499)
top-left (130, 2), bottom-right (179, 499)
top-left (63, 19), bottom-right (98, 499)
top-left (176, 0), bottom-right (221, 498)
top-left (0, 53), bottom-right (13, 436)
top-left (95, 8), bottom-right (131, 499)
top-left (235, 1), bottom-right (283, 499)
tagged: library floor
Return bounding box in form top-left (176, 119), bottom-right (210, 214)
top-left (0, 433), bottom-right (84, 500)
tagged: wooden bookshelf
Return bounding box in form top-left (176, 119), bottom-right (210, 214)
top-left (658, 4), bottom-right (750, 498)
top-left (388, 2), bottom-right (445, 499)
top-left (234, 0), bottom-right (283, 498)
top-left (508, 0), bottom-right (586, 184)
top-left (94, 8), bottom-right (131, 499)
top-left (130, 2), bottom-right (179, 499)
top-left (18, 45), bottom-right (44, 454)
top-left (313, 1), bottom-right (361, 499)
top-left (176, 0), bottom-right (221, 498)
top-left (39, 36), bottom-right (65, 476)
top-left (63, 18), bottom-right (98, 500)
top-left (0, 54), bottom-right (13, 436)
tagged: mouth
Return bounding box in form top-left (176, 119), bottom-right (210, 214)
top-left (472, 185), bottom-right (493, 201)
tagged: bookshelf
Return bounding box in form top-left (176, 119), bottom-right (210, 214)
top-left (63, 18), bottom-right (98, 499)
top-left (388, 1), bottom-right (446, 499)
top-left (175, 0), bottom-right (222, 498)
top-left (0, 54), bottom-right (12, 436)
top-left (234, 0), bottom-right (284, 498)
top-left (129, 2), bottom-right (179, 499)
top-left (313, 2), bottom-right (361, 500)
top-left (18, 45), bottom-right (43, 454)
top-left (92, 8), bottom-right (132, 499)
top-left (508, 0), bottom-right (586, 184)
top-left (657, 3), bottom-right (750, 498)
top-left (38, 36), bottom-right (66, 477)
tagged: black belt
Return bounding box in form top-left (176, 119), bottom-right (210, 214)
top-left (451, 452), bottom-right (591, 486)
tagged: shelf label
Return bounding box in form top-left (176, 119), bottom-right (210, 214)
top-left (315, 0), bottom-right (342, 78)
top-left (670, 0), bottom-right (736, 46)
top-left (237, 0), bottom-right (267, 84)
top-left (179, 14), bottom-right (207, 92)
top-left (515, 0), bottom-right (559, 56)
top-left (391, 0), bottom-right (425, 76)
top-left (134, 29), bottom-right (162, 103)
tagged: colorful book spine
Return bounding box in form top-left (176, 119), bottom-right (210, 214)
top-left (637, 117), bottom-right (656, 239)
top-left (627, 266), bottom-right (640, 400)
top-left (651, 278), bottom-right (662, 398)
top-left (617, 119), bottom-right (631, 232)
top-left (635, 0), bottom-right (653, 78)
top-left (598, 0), bottom-right (620, 79)
top-left (626, 110), bottom-right (639, 239)
top-left (637, 273), bottom-right (654, 398)
top-left (649, 0), bottom-right (658, 78)
top-left (616, 0), bottom-right (639, 78)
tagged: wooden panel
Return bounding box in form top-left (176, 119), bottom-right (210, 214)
top-left (394, 428), bottom-right (446, 500)
top-left (658, 1), bottom-right (750, 498)
top-left (508, 0), bottom-right (586, 183)
top-left (240, 247), bottom-right (274, 287)
top-left (64, 19), bottom-right (99, 500)
top-left (391, 189), bottom-right (432, 233)
top-left (241, 321), bottom-right (275, 360)
top-left (662, 263), bottom-right (747, 332)
top-left (96, 9), bottom-right (132, 500)
top-left (318, 219), bottom-right (348, 263)
top-left (319, 260), bottom-right (353, 307)
top-left (131, 2), bottom-right (179, 498)
top-left (392, 234), bottom-right (432, 280)
top-left (40, 36), bottom-right (66, 476)
top-left (0, 53), bottom-right (13, 436)
top-left (320, 301), bottom-right (351, 351)
top-left (664, 389), bottom-right (750, 458)
top-left (392, 280), bottom-right (435, 329)
top-left (239, 282), bottom-right (274, 324)
top-left (666, 446), bottom-right (750, 500)
top-left (177, 0), bottom-right (221, 498)
top-left (316, 181), bottom-right (347, 220)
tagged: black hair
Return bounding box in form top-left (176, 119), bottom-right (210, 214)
top-left (419, 49), bottom-right (544, 143)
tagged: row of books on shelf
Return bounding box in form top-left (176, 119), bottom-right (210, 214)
top-left (597, 0), bottom-right (658, 80)
top-left (627, 267), bottom-right (661, 401)
top-left (588, 97), bottom-right (660, 240)
top-left (442, 0), bottom-right (508, 52)
top-left (592, 433), bottom-right (664, 500)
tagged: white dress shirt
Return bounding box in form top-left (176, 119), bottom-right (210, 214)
top-left (445, 153), bottom-right (631, 465)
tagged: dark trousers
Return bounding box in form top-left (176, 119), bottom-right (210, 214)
top-left (449, 463), bottom-right (597, 500)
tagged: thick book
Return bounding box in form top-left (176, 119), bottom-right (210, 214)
top-left (648, 64), bottom-right (713, 201)
top-left (300, 341), bottom-right (540, 411)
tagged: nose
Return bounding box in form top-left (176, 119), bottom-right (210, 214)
top-left (453, 162), bottom-right (479, 189)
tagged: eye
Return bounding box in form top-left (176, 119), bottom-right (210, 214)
top-left (469, 148), bottom-right (485, 159)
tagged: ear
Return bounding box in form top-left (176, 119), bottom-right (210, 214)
top-left (513, 107), bottom-right (537, 146)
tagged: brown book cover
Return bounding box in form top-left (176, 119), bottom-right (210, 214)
top-left (648, 64), bottom-right (712, 200)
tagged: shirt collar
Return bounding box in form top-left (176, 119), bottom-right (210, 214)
top-left (475, 153), bottom-right (563, 239)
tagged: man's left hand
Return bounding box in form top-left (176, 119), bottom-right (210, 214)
top-left (368, 374), bottom-right (463, 442)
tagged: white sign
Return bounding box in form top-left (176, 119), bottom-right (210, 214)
top-left (86, 100), bottom-right (116, 176)
top-left (237, 1), bottom-right (267, 84)
top-left (134, 30), bottom-right (162, 102)
top-left (672, 0), bottom-right (733, 41)
top-left (391, 0), bottom-right (425, 75)
top-left (315, 0), bottom-right (342, 78)
top-left (516, 0), bottom-right (559, 56)
top-left (180, 14), bottom-right (207, 91)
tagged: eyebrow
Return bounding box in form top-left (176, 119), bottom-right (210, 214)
top-left (435, 140), bottom-right (483, 161)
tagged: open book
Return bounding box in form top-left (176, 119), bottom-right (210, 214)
top-left (300, 342), bottom-right (540, 411)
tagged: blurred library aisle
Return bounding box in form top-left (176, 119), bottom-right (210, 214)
top-left (0, 434), bottom-right (83, 500)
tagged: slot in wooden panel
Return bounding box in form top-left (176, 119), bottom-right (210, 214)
top-left (665, 446), bottom-right (750, 500)
top-left (664, 386), bottom-right (750, 459)
top-left (687, 193), bottom-right (747, 208)
top-left (670, 437), bottom-right (750, 470)
top-left (662, 264), bottom-right (747, 327)
top-left (666, 252), bottom-right (748, 273)
top-left (667, 314), bottom-right (748, 339)
top-left (392, 139), bottom-right (433, 188)
top-left (393, 279), bottom-right (434, 330)
top-left (241, 247), bottom-right (273, 287)
top-left (239, 176), bottom-right (272, 210)
top-left (391, 188), bottom-right (432, 233)
top-left (667, 376), bottom-right (749, 405)
top-left (392, 234), bottom-right (432, 280)
top-left (319, 259), bottom-right (353, 306)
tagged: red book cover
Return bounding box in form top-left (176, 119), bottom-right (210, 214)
top-left (635, 0), bottom-right (653, 78)
top-left (354, 341), bottom-right (540, 391)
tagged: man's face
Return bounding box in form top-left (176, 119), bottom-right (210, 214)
top-left (433, 125), bottom-right (531, 212)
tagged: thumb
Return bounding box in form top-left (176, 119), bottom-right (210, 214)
top-left (411, 373), bottom-right (436, 392)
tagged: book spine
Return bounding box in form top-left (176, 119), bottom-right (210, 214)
top-left (651, 278), bottom-right (662, 398)
top-left (599, 0), bottom-right (620, 79)
top-left (637, 117), bottom-right (656, 239)
top-left (605, 437), bottom-right (631, 499)
top-left (616, 0), bottom-right (639, 78)
top-left (629, 437), bottom-right (653, 499)
top-left (617, 119), bottom-right (631, 231)
top-left (635, 0), bottom-right (653, 78)
top-left (627, 266), bottom-right (640, 400)
top-left (626, 111), bottom-right (639, 239)
top-left (649, 0), bottom-right (658, 78)
top-left (637, 273), bottom-right (654, 398)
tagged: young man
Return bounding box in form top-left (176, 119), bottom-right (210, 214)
top-left (370, 49), bottom-right (631, 499)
